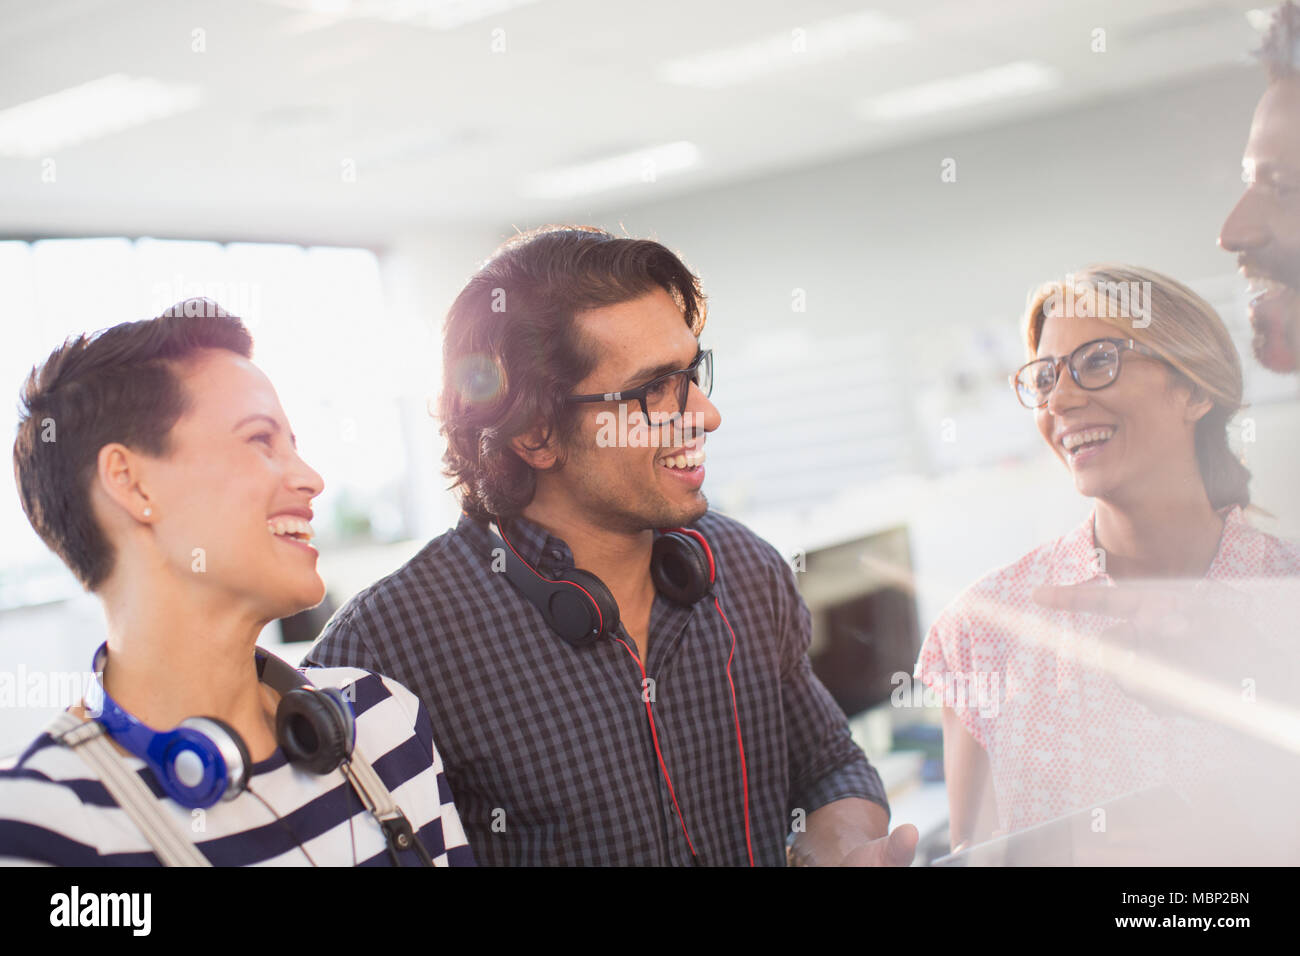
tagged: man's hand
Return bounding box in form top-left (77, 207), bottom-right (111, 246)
top-left (787, 797), bottom-right (918, 866)
top-left (836, 825), bottom-right (920, 867)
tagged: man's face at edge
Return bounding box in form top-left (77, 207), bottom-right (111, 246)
top-left (1220, 75), bottom-right (1300, 371)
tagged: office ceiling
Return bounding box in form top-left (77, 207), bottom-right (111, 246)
top-left (0, 0), bottom-right (1271, 245)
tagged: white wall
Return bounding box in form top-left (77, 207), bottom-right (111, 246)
top-left (467, 61), bottom-right (1300, 633)
top-left (572, 63), bottom-right (1266, 348)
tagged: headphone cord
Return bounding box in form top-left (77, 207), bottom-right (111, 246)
top-left (612, 635), bottom-right (700, 860)
top-left (408, 825), bottom-right (435, 867)
top-left (246, 784), bottom-right (318, 867)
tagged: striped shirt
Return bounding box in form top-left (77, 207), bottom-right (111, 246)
top-left (305, 509), bottom-right (887, 866)
top-left (0, 667), bottom-right (475, 866)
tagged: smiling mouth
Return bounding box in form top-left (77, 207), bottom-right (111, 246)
top-left (1243, 273), bottom-right (1300, 372)
top-left (659, 449), bottom-right (705, 470)
top-left (1061, 426), bottom-right (1115, 459)
top-left (267, 516), bottom-right (315, 544)
top-left (1246, 274), bottom-right (1293, 307)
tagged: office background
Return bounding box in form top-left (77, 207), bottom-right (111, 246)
top-left (3, 1), bottom-right (1297, 856)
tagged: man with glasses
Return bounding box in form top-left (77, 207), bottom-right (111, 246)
top-left (306, 225), bottom-right (917, 866)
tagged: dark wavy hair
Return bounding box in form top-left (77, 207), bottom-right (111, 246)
top-left (438, 226), bottom-right (707, 522)
top-left (13, 299), bottom-right (253, 591)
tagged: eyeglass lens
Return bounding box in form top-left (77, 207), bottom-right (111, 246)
top-left (1017, 340), bottom-right (1119, 407)
top-left (646, 352), bottom-right (712, 424)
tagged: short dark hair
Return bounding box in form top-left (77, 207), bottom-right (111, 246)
top-left (12, 299), bottom-right (253, 591)
top-left (1257, 1), bottom-right (1300, 80)
top-left (438, 225), bottom-right (707, 522)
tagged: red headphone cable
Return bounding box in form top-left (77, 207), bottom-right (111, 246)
top-left (716, 596), bottom-right (754, 867)
top-left (613, 636), bottom-right (699, 859)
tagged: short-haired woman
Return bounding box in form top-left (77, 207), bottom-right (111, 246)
top-left (0, 300), bottom-right (474, 866)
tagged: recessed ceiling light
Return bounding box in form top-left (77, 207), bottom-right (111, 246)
top-left (660, 11), bottom-right (910, 89)
top-left (858, 61), bottom-right (1060, 122)
top-left (0, 75), bottom-right (201, 158)
top-left (269, 0), bottom-right (542, 31)
top-left (1245, 8), bottom-right (1272, 32)
top-left (523, 141), bottom-right (700, 200)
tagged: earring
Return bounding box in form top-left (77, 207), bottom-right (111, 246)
top-left (142, 507), bottom-right (152, 518)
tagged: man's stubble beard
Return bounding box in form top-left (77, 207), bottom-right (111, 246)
top-left (557, 443), bottom-right (710, 534)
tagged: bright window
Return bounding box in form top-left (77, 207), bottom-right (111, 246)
top-left (0, 237), bottom-right (445, 608)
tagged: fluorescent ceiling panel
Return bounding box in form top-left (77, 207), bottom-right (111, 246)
top-left (0, 75), bottom-right (201, 158)
top-left (660, 10), bottom-right (910, 89)
top-left (523, 141), bottom-right (700, 199)
top-left (270, 0), bottom-right (542, 31)
top-left (858, 61), bottom-right (1061, 121)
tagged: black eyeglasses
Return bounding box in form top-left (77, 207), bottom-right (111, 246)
top-left (567, 349), bottom-right (713, 427)
top-left (1011, 337), bottom-right (1164, 409)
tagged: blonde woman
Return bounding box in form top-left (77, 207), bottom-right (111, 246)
top-left (916, 265), bottom-right (1300, 851)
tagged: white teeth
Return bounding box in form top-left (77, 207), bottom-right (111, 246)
top-left (1247, 276), bottom-right (1286, 301)
top-left (660, 450), bottom-right (705, 469)
top-left (267, 516), bottom-right (314, 541)
top-left (1062, 428), bottom-right (1115, 452)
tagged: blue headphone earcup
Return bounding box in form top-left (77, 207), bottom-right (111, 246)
top-left (651, 531), bottom-right (712, 606)
top-left (166, 716), bottom-right (252, 808)
top-left (551, 569), bottom-right (620, 647)
top-left (276, 686), bottom-right (355, 774)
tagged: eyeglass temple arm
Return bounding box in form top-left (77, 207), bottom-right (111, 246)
top-left (568, 350), bottom-right (709, 404)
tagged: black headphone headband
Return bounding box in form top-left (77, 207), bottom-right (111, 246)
top-left (488, 519), bottom-right (714, 648)
top-left (257, 646), bottom-right (315, 694)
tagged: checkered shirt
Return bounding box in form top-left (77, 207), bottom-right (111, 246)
top-left (305, 509), bottom-right (887, 866)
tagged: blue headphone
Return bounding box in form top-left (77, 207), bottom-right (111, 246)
top-left (84, 642), bottom-right (356, 810)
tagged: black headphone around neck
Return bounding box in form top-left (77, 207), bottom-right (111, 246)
top-left (487, 519), bottom-right (715, 647)
top-left (485, 515), bottom-right (755, 865)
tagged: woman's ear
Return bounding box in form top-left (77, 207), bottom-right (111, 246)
top-left (1181, 383), bottom-right (1215, 426)
top-left (96, 443), bottom-right (154, 524)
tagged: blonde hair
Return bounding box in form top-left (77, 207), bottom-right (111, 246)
top-left (1023, 264), bottom-right (1250, 510)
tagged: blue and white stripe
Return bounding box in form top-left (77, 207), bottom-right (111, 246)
top-left (0, 667), bottom-right (475, 867)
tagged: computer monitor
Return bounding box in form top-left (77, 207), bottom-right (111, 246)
top-left (799, 526), bottom-right (920, 719)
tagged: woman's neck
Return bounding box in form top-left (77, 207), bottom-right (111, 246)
top-left (90, 566), bottom-right (281, 762)
top-left (1093, 487), bottom-right (1226, 580)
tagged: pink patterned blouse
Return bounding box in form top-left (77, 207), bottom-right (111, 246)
top-left (915, 505), bottom-right (1300, 833)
